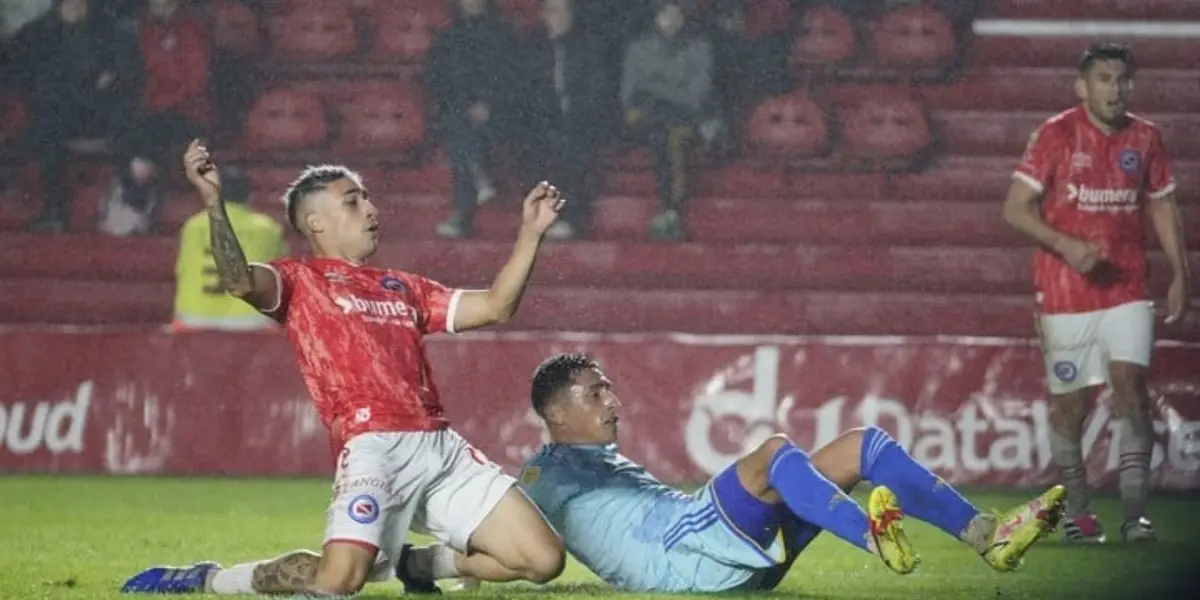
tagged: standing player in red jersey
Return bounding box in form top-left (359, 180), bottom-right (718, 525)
top-left (121, 140), bottom-right (569, 596)
top-left (1002, 42), bottom-right (1191, 545)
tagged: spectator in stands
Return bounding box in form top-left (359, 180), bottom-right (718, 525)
top-left (620, 0), bottom-right (715, 241)
top-left (1, 0), bottom-right (54, 40)
top-left (426, 0), bottom-right (521, 239)
top-left (516, 0), bottom-right (609, 240)
top-left (708, 0), bottom-right (791, 157)
top-left (3, 0), bottom-right (137, 233)
top-left (172, 167), bottom-right (284, 331)
top-left (106, 0), bottom-right (213, 235)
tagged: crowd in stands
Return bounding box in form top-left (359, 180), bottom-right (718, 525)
top-left (1, 0), bottom-right (969, 327)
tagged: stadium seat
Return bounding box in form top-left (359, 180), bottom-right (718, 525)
top-left (242, 87), bottom-right (328, 151)
top-left (333, 82), bottom-right (426, 154)
top-left (367, 2), bottom-right (450, 64)
top-left (745, 93), bottom-right (830, 157)
top-left (840, 96), bottom-right (932, 159)
top-left (867, 3), bottom-right (956, 70)
top-left (208, 0), bottom-right (261, 56)
top-left (790, 4), bottom-right (856, 68)
top-left (0, 92), bottom-right (28, 146)
top-left (268, 3), bottom-right (357, 62)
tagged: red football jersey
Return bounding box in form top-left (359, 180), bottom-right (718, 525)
top-left (256, 257), bottom-right (461, 451)
top-left (1013, 106), bottom-right (1176, 314)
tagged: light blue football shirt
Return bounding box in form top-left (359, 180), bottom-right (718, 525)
top-left (519, 443), bottom-right (772, 592)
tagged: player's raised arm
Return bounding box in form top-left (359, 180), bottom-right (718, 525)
top-left (181, 140), bottom-right (279, 311)
top-left (451, 182), bottom-right (566, 332)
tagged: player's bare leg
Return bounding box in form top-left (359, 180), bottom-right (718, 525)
top-left (122, 544), bottom-right (385, 596)
top-left (402, 487), bottom-right (565, 586)
top-left (214, 543), bottom-right (380, 596)
top-left (1108, 361), bottom-right (1157, 542)
top-left (1048, 389), bottom-right (1106, 543)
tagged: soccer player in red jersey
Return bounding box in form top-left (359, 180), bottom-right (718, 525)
top-left (122, 140), bottom-right (568, 596)
top-left (1002, 43), bottom-right (1191, 544)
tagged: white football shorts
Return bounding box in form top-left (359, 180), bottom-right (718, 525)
top-left (1037, 300), bottom-right (1154, 395)
top-left (324, 428), bottom-right (516, 572)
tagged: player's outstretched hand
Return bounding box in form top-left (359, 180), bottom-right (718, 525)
top-left (1056, 237), bottom-right (1102, 274)
top-left (183, 139), bottom-right (221, 206)
top-left (521, 181), bottom-right (566, 236)
top-left (1164, 276), bottom-right (1191, 325)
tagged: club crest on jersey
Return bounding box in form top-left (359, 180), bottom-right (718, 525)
top-left (1118, 149), bottom-right (1141, 176)
top-left (347, 494), bottom-right (380, 524)
top-left (380, 275), bottom-right (407, 293)
top-left (1053, 361), bottom-right (1078, 383)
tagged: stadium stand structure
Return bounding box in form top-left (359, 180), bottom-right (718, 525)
top-left (1, 0), bottom-right (1197, 338)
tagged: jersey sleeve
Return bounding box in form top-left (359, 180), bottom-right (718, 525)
top-left (250, 258), bottom-right (298, 322)
top-left (407, 274), bottom-right (464, 335)
top-left (1013, 122), bottom-right (1061, 195)
top-left (1145, 128), bottom-right (1177, 200)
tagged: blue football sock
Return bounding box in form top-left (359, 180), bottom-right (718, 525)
top-left (767, 443), bottom-right (872, 552)
top-left (860, 425), bottom-right (980, 538)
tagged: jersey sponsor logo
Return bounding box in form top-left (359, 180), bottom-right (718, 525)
top-left (1065, 184), bottom-right (1139, 213)
top-left (347, 493), bottom-right (380, 524)
top-left (333, 295), bottom-right (417, 324)
top-left (1118, 149), bottom-right (1141, 175)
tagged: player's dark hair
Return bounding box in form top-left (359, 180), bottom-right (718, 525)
top-left (530, 353), bottom-right (600, 417)
top-left (282, 164), bottom-right (363, 233)
top-left (1078, 42), bottom-right (1136, 76)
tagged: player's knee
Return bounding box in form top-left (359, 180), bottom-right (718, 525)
top-left (522, 542), bottom-right (566, 584)
top-left (757, 434), bottom-right (793, 458)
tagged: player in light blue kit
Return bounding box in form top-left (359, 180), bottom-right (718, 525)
top-left (516, 353), bottom-right (1067, 593)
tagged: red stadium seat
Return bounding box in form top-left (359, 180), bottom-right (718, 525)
top-left (499, 0), bottom-right (542, 31)
top-left (790, 5), bottom-right (856, 68)
top-left (841, 96), bottom-right (932, 159)
top-left (208, 0), bottom-right (261, 55)
top-left (367, 2), bottom-right (450, 64)
top-left (268, 3), bottom-right (357, 62)
top-left (745, 93), bottom-right (830, 157)
top-left (242, 87), bottom-right (328, 151)
top-left (867, 3), bottom-right (956, 69)
top-left (0, 92), bottom-right (29, 146)
top-left (334, 83), bottom-right (426, 154)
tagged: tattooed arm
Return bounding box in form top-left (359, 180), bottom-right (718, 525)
top-left (182, 140), bottom-right (280, 311)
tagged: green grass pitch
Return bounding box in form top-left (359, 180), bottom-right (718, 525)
top-left (2, 476), bottom-right (1198, 600)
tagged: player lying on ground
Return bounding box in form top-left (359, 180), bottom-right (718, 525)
top-left (508, 354), bottom-right (1063, 593)
top-left (1002, 42), bottom-right (1191, 544)
top-left (121, 142), bottom-right (569, 596)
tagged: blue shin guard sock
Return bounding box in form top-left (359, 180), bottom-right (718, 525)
top-left (767, 443), bottom-right (872, 552)
top-left (860, 426), bottom-right (980, 539)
